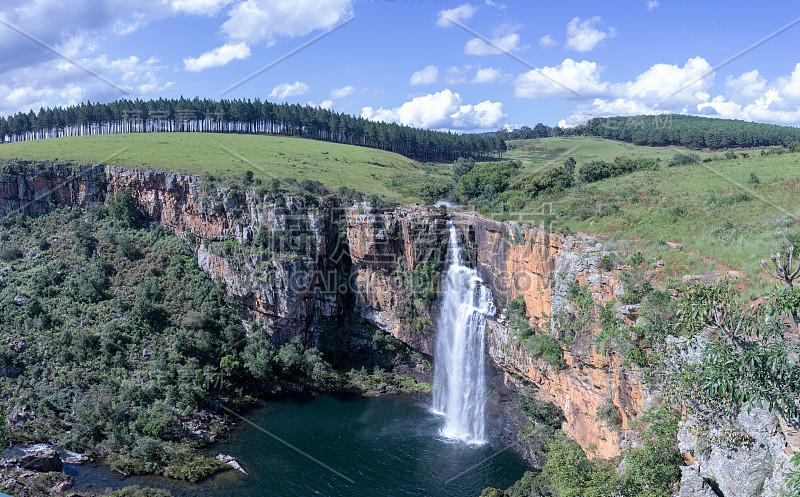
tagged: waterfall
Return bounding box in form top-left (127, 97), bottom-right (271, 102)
top-left (432, 221), bottom-right (495, 444)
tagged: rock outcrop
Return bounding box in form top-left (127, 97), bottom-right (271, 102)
top-left (18, 449), bottom-right (63, 472)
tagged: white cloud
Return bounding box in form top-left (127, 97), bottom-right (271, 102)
top-left (222, 0), bottom-right (354, 45)
top-left (465, 33), bottom-right (526, 55)
top-left (485, 0), bottom-right (506, 9)
top-left (268, 81), bottom-right (309, 100)
top-left (646, 0), bottom-right (660, 10)
top-left (410, 65), bottom-right (439, 85)
top-left (183, 42), bottom-right (251, 72)
top-left (172, 0), bottom-right (233, 15)
top-left (693, 64), bottom-right (800, 125)
top-left (514, 59), bottom-right (608, 98)
top-left (0, 52), bottom-right (173, 117)
top-left (621, 56), bottom-right (713, 105)
top-left (436, 4), bottom-right (477, 28)
top-left (547, 58), bottom-right (800, 127)
top-left (360, 89), bottom-right (506, 131)
top-left (565, 17), bottom-right (615, 52)
top-left (472, 67), bottom-right (503, 84)
top-left (308, 99), bottom-right (335, 110)
top-left (539, 34), bottom-right (557, 48)
top-left (330, 85), bottom-right (355, 99)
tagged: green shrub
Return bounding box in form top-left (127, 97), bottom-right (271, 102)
top-left (0, 245), bottom-right (23, 261)
top-left (111, 486), bottom-right (172, 497)
top-left (596, 397), bottom-right (621, 426)
top-left (107, 189), bottom-right (144, 228)
top-left (522, 166), bottom-right (574, 196)
top-left (599, 254), bottom-right (616, 272)
top-left (0, 408), bottom-right (8, 453)
top-left (456, 161), bottom-right (519, 200)
top-left (668, 151), bottom-right (700, 166)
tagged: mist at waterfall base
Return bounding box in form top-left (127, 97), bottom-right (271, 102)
top-left (433, 222), bottom-right (495, 444)
top-left (65, 396), bottom-right (527, 496)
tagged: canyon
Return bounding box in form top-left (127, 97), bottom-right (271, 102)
top-left (0, 160), bottom-right (795, 496)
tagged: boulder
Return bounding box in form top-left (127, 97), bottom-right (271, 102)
top-left (51, 476), bottom-right (74, 492)
top-left (19, 448), bottom-right (62, 472)
top-left (677, 466), bottom-right (718, 497)
top-left (216, 453), bottom-right (248, 475)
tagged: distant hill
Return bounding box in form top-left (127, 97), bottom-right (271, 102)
top-left (498, 115), bottom-right (800, 150)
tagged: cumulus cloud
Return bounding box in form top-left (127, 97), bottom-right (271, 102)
top-left (565, 17), bottom-right (615, 52)
top-left (0, 53), bottom-right (173, 117)
top-left (268, 81), bottom-right (309, 100)
top-left (514, 59), bottom-right (608, 98)
top-left (646, 0), bottom-right (660, 10)
top-left (465, 33), bottom-right (526, 55)
top-left (472, 67), bottom-right (503, 84)
top-left (360, 89), bottom-right (506, 131)
top-left (621, 56), bottom-right (713, 105)
top-left (330, 85), bottom-right (355, 99)
top-left (308, 99), bottom-right (335, 110)
top-left (410, 65), bottom-right (439, 85)
top-left (183, 42), bottom-right (250, 72)
top-left (539, 34), bottom-right (557, 48)
top-left (172, 0), bottom-right (232, 15)
top-left (222, 0), bottom-right (354, 45)
top-left (511, 56), bottom-right (729, 126)
top-left (694, 63), bottom-right (800, 125)
top-left (545, 58), bottom-right (800, 127)
top-left (436, 4), bottom-right (477, 27)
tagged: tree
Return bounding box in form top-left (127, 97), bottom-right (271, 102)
top-left (563, 157), bottom-right (576, 176)
top-left (681, 283), bottom-right (800, 421)
top-left (107, 189), bottom-right (144, 228)
top-left (761, 245), bottom-right (800, 329)
top-left (0, 407), bottom-right (8, 453)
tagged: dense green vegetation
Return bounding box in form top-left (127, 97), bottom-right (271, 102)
top-left (0, 193), bottom-right (336, 481)
top-left (499, 115), bottom-right (800, 150)
top-left (0, 98), bottom-right (506, 161)
top-left (580, 115), bottom-right (800, 149)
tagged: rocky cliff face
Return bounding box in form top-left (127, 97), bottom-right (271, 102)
top-left (0, 161), bottom-right (344, 341)
top-left (348, 205), bottom-right (645, 458)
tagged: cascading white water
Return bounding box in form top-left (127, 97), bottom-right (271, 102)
top-left (432, 221), bottom-right (495, 444)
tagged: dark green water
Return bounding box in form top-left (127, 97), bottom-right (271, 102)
top-left (66, 395), bottom-right (528, 496)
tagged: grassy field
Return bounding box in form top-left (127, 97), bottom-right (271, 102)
top-left (0, 133), bottom-right (447, 202)
top-left (505, 136), bottom-right (753, 174)
top-left (507, 140), bottom-right (800, 297)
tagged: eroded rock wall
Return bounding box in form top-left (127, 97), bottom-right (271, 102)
top-left (348, 205), bottom-right (645, 458)
top-left (0, 161), bottom-right (345, 342)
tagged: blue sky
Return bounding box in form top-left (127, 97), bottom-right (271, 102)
top-left (1, 0), bottom-right (799, 132)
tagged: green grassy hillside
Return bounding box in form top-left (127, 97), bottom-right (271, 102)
top-left (506, 136), bottom-right (733, 172)
top-left (0, 133), bottom-right (446, 202)
top-left (500, 138), bottom-right (800, 296)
